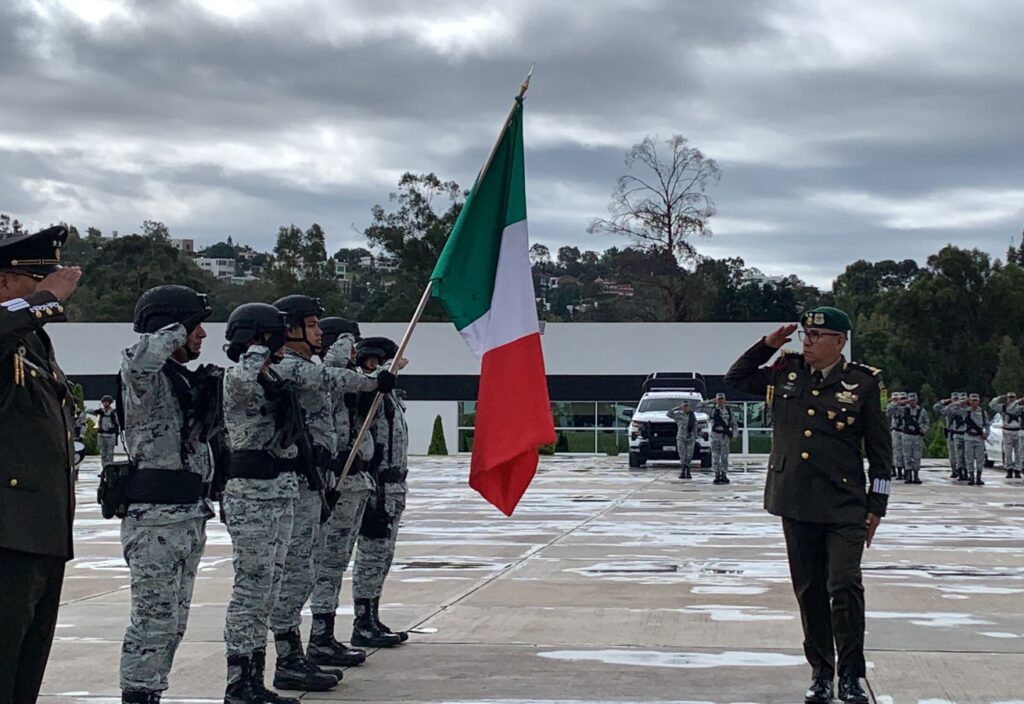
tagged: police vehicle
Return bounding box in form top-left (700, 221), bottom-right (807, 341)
top-left (626, 373), bottom-right (712, 469)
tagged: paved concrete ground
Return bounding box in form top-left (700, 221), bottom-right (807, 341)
top-left (41, 456), bottom-right (1024, 704)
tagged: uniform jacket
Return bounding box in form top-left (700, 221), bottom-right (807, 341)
top-left (0, 291), bottom-right (76, 559)
top-left (668, 409), bottom-right (698, 439)
top-left (901, 405), bottom-right (929, 436)
top-left (725, 338), bottom-right (892, 523)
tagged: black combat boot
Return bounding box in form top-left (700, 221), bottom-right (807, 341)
top-left (309, 612), bottom-right (367, 666)
top-left (837, 672), bottom-right (869, 703)
top-left (272, 630), bottom-right (339, 692)
top-left (896, 467), bottom-right (904, 480)
top-left (958, 468), bottom-right (968, 481)
top-left (803, 674), bottom-right (833, 704)
top-left (976, 470), bottom-right (985, 486)
top-left (224, 655), bottom-right (259, 704)
top-left (351, 598), bottom-right (403, 648)
top-left (250, 648), bottom-right (299, 704)
top-left (371, 597), bottom-right (409, 642)
top-left (121, 691), bottom-right (160, 703)
top-left (968, 471), bottom-right (976, 486)
top-left (683, 467), bottom-right (692, 479)
top-left (913, 469), bottom-right (922, 484)
top-left (1006, 468), bottom-right (1014, 479)
top-left (1015, 469), bottom-right (1022, 478)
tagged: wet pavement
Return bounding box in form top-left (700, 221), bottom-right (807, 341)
top-left (40, 456), bottom-right (1024, 703)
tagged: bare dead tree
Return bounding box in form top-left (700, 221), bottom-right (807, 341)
top-left (589, 135), bottom-right (720, 319)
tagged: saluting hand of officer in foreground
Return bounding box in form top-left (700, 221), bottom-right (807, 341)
top-left (36, 266), bottom-right (82, 302)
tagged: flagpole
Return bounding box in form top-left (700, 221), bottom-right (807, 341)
top-left (322, 65), bottom-right (535, 518)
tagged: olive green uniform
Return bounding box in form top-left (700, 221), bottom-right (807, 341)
top-left (726, 339), bottom-right (891, 681)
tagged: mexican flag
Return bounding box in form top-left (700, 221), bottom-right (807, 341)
top-left (430, 98), bottom-right (555, 516)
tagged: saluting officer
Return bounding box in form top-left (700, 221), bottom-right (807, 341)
top-left (668, 400), bottom-right (698, 480)
top-left (0, 226), bottom-right (81, 704)
top-left (91, 394), bottom-right (120, 466)
top-left (705, 393), bottom-right (737, 485)
top-left (990, 393), bottom-right (1020, 479)
top-left (725, 307), bottom-right (891, 704)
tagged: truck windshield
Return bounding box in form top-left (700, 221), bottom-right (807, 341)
top-left (637, 397), bottom-right (695, 413)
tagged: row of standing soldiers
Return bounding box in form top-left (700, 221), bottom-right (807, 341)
top-left (109, 285), bottom-right (413, 704)
top-left (891, 391), bottom-right (1024, 485)
top-left (669, 394), bottom-right (738, 484)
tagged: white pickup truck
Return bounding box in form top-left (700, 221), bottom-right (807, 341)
top-left (626, 373), bottom-right (712, 469)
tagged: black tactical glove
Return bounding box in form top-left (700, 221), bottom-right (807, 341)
top-left (376, 369), bottom-right (397, 394)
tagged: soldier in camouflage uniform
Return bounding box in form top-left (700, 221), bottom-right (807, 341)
top-left (267, 298), bottom-right (386, 687)
top-left (92, 394), bottom-right (120, 466)
top-left (118, 286), bottom-right (214, 704)
top-left (705, 393), bottom-right (737, 485)
top-left (220, 303), bottom-right (310, 704)
top-left (668, 400), bottom-right (698, 480)
top-left (351, 337), bottom-right (409, 648)
top-left (935, 393), bottom-right (968, 480)
top-left (963, 393), bottom-right (988, 486)
top-left (308, 318), bottom-right (377, 664)
top-left (900, 393), bottom-right (928, 484)
top-left (933, 395), bottom-right (956, 478)
top-left (990, 392), bottom-right (1021, 479)
top-left (886, 392), bottom-right (906, 480)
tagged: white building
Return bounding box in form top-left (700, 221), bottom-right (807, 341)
top-left (196, 257), bottom-right (237, 279)
top-left (51, 322), bottom-right (786, 456)
top-left (170, 238), bottom-right (195, 255)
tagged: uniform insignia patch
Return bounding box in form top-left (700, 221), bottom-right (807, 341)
top-left (841, 381), bottom-right (859, 390)
top-left (836, 391), bottom-right (855, 404)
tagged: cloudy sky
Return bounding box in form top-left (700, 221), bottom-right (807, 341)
top-left (2, 0), bottom-right (1024, 288)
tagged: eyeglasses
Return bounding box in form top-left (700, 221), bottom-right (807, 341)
top-left (798, 329), bottom-right (843, 343)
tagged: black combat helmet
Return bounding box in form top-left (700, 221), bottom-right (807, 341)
top-left (224, 303), bottom-right (288, 362)
top-left (273, 295), bottom-right (325, 328)
top-left (355, 336), bottom-right (398, 367)
top-left (318, 316), bottom-right (361, 352)
top-left (133, 284), bottom-right (211, 334)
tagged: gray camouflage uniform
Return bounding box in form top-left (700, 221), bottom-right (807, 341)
top-left (899, 404), bottom-right (929, 481)
top-left (707, 402), bottom-right (737, 480)
top-left (935, 399), bottom-right (967, 476)
top-left (221, 345), bottom-right (299, 686)
top-left (963, 405), bottom-right (988, 478)
top-left (991, 396), bottom-right (1021, 472)
top-left (310, 335), bottom-right (374, 626)
top-left (93, 406), bottom-right (119, 466)
top-left (353, 365), bottom-right (409, 601)
top-left (268, 344), bottom-right (376, 658)
top-left (668, 407), bottom-right (698, 469)
top-left (886, 399), bottom-right (905, 472)
top-left (119, 324), bottom-right (214, 694)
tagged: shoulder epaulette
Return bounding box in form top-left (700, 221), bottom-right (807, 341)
top-left (847, 361), bottom-right (883, 376)
top-left (771, 349), bottom-right (802, 371)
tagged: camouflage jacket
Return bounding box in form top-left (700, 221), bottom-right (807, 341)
top-left (222, 344), bottom-right (298, 500)
top-left (668, 409), bottom-right (698, 439)
top-left (323, 334), bottom-right (373, 491)
top-left (121, 323), bottom-right (213, 525)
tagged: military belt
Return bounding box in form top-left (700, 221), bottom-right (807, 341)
top-left (228, 450), bottom-right (281, 480)
top-left (379, 467), bottom-right (408, 484)
top-left (123, 469), bottom-right (205, 504)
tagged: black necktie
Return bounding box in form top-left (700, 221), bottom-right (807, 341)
top-left (813, 370), bottom-right (824, 385)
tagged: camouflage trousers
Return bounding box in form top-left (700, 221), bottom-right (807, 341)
top-left (711, 433), bottom-right (730, 477)
top-left (945, 432), bottom-right (956, 472)
top-left (119, 516), bottom-right (206, 692)
top-left (270, 484), bottom-right (322, 638)
top-left (676, 435), bottom-right (695, 467)
top-left (901, 434), bottom-right (923, 474)
top-left (1002, 429), bottom-right (1020, 470)
top-left (223, 495), bottom-right (294, 661)
top-left (352, 484), bottom-right (407, 600)
top-left (309, 482), bottom-right (371, 620)
top-left (964, 436), bottom-right (986, 473)
top-left (891, 430), bottom-right (905, 468)
top-left (953, 434), bottom-right (967, 471)
top-left (99, 434), bottom-right (117, 467)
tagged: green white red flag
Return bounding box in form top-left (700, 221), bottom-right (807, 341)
top-left (430, 98), bottom-right (555, 516)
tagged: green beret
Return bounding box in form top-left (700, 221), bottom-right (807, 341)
top-left (800, 306), bottom-right (852, 332)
